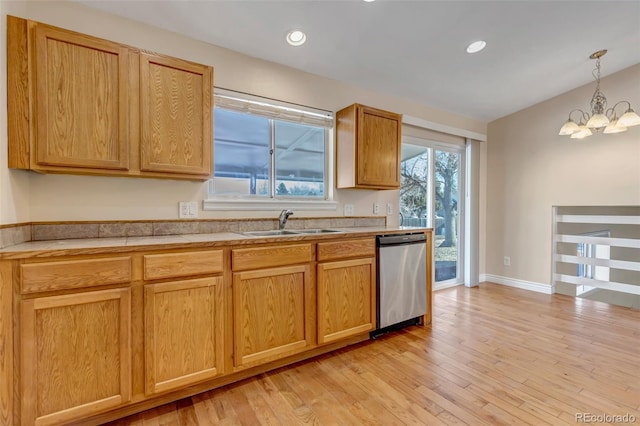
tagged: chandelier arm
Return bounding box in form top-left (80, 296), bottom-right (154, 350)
top-left (568, 109), bottom-right (589, 123)
top-left (610, 100), bottom-right (631, 111)
top-left (605, 101), bottom-right (632, 119)
top-left (613, 100), bottom-right (631, 109)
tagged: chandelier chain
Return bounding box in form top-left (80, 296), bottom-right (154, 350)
top-left (590, 57), bottom-right (606, 115)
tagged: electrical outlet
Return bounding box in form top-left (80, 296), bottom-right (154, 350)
top-left (343, 204), bottom-right (354, 216)
top-left (179, 201), bottom-right (198, 219)
top-left (373, 202), bottom-right (380, 215)
top-left (386, 203), bottom-right (393, 215)
top-left (504, 256), bottom-right (511, 266)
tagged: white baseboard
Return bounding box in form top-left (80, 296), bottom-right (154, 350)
top-left (481, 274), bottom-right (555, 295)
top-left (433, 282), bottom-right (464, 291)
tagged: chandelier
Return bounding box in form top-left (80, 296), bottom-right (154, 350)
top-left (558, 49), bottom-right (640, 139)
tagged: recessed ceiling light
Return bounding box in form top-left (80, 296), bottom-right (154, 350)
top-left (466, 40), bottom-right (487, 54)
top-left (286, 30), bottom-right (306, 46)
top-left (363, 0), bottom-right (376, 2)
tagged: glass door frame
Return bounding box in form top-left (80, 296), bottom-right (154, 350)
top-left (401, 136), bottom-right (466, 289)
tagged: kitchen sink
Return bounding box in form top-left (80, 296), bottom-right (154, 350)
top-left (293, 229), bottom-right (341, 234)
top-left (242, 229), bottom-right (340, 237)
top-left (243, 230), bottom-right (301, 237)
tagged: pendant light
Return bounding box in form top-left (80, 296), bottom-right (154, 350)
top-left (559, 50), bottom-right (640, 138)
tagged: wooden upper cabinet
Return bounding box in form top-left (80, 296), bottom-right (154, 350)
top-left (6, 18), bottom-right (131, 172)
top-left (7, 16), bottom-right (214, 180)
top-left (34, 24), bottom-right (130, 171)
top-left (139, 53), bottom-right (213, 178)
top-left (336, 103), bottom-right (402, 189)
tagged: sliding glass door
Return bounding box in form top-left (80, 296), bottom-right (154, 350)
top-left (400, 137), bottom-right (465, 286)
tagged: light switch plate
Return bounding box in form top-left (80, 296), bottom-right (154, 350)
top-left (179, 201), bottom-right (198, 219)
top-left (343, 204), bottom-right (354, 216)
top-left (386, 203), bottom-right (393, 215)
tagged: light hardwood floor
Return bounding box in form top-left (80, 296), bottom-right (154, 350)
top-left (105, 283), bottom-right (640, 425)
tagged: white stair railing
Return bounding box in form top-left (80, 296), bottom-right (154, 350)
top-left (552, 207), bottom-right (640, 296)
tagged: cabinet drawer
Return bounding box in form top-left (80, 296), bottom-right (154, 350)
top-left (144, 250), bottom-right (223, 280)
top-left (21, 256), bottom-right (132, 294)
top-left (317, 238), bottom-right (375, 261)
top-left (232, 244), bottom-right (312, 271)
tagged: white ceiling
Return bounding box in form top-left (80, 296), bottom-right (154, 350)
top-left (77, 0), bottom-right (640, 122)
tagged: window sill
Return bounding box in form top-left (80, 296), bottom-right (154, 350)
top-left (203, 198), bottom-right (338, 211)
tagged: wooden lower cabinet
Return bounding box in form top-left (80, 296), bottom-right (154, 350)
top-left (317, 257), bottom-right (376, 344)
top-left (5, 233), bottom-right (428, 425)
top-left (20, 288), bottom-right (131, 426)
top-left (144, 277), bottom-right (225, 395)
top-left (232, 265), bottom-right (313, 368)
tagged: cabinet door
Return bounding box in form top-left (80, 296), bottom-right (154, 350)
top-left (144, 277), bottom-right (224, 395)
top-left (357, 106), bottom-right (401, 188)
top-left (33, 24), bottom-right (130, 170)
top-left (317, 258), bottom-right (375, 344)
top-left (21, 288), bottom-right (131, 426)
top-left (139, 53), bottom-right (213, 177)
top-left (233, 265), bottom-right (312, 368)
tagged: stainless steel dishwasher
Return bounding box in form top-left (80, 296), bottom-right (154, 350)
top-left (372, 232), bottom-right (427, 337)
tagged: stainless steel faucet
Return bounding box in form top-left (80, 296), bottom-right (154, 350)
top-left (278, 209), bottom-right (294, 230)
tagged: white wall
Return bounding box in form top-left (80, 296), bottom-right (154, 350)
top-left (0, 1), bottom-right (486, 225)
top-left (485, 64), bottom-right (640, 288)
top-left (0, 1), bottom-right (29, 225)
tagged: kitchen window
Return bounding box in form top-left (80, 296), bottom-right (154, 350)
top-left (204, 90), bottom-right (336, 211)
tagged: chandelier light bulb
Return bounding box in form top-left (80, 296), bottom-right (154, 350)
top-left (603, 119), bottom-right (627, 134)
top-left (617, 109), bottom-right (640, 127)
top-left (558, 119), bottom-right (580, 136)
top-left (570, 124), bottom-right (593, 139)
top-left (585, 113), bottom-right (609, 129)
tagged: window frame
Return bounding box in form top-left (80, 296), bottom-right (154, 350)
top-left (204, 89), bottom-right (336, 211)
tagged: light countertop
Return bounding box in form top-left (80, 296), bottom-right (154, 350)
top-left (0, 226), bottom-right (431, 259)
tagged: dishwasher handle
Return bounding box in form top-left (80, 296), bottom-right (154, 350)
top-left (377, 233), bottom-right (426, 247)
